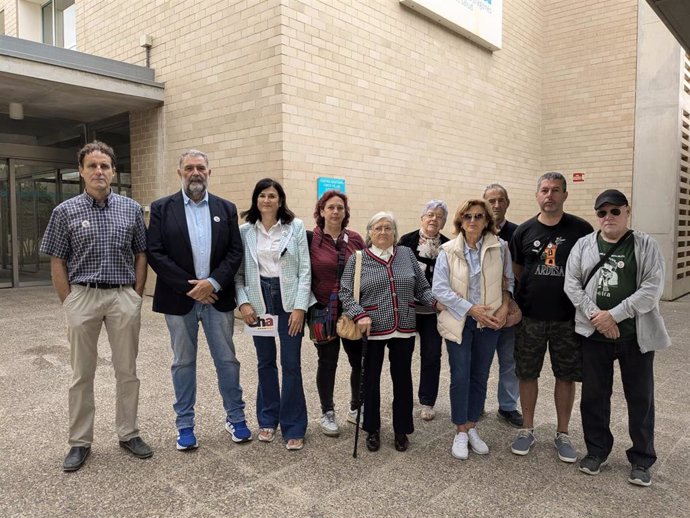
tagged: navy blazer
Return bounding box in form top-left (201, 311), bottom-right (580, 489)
top-left (147, 191), bottom-right (243, 315)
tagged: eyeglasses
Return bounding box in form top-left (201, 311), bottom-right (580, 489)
top-left (423, 212), bottom-right (445, 220)
top-left (596, 207), bottom-right (623, 218)
top-left (371, 226), bottom-right (394, 234)
top-left (462, 213), bottom-right (485, 222)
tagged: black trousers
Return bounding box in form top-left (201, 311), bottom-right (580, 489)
top-left (416, 313), bottom-right (442, 407)
top-left (581, 336), bottom-right (656, 468)
top-left (363, 336), bottom-right (415, 435)
top-left (315, 336), bottom-right (362, 414)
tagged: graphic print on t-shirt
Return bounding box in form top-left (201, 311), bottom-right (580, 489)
top-left (597, 258), bottom-right (620, 298)
top-left (532, 237), bottom-right (566, 276)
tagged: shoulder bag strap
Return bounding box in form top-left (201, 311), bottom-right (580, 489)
top-left (583, 230), bottom-right (634, 289)
top-left (354, 250), bottom-right (362, 304)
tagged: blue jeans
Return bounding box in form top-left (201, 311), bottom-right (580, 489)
top-left (495, 326), bottom-right (519, 411)
top-left (253, 277), bottom-right (307, 440)
top-left (165, 302), bottom-right (246, 430)
top-left (447, 317), bottom-right (499, 425)
top-left (416, 312), bottom-right (442, 407)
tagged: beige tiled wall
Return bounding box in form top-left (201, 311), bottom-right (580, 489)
top-left (57, 0), bottom-right (638, 234)
top-left (542, 0), bottom-right (638, 224)
top-left (77, 0), bottom-right (286, 213)
top-left (279, 0), bottom-right (544, 236)
top-left (2, 0), bottom-right (17, 36)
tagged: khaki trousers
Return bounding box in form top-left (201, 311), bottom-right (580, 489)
top-left (63, 284), bottom-right (143, 447)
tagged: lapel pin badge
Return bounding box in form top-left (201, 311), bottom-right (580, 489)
top-left (213, 216), bottom-right (220, 222)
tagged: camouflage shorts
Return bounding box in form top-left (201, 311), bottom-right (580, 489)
top-left (515, 316), bottom-right (582, 382)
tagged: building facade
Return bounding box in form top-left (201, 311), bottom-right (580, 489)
top-left (1, 0), bottom-right (688, 298)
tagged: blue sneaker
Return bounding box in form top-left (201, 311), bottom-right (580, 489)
top-left (176, 427), bottom-right (198, 451)
top-left (225, 418), bottom-right (252, 443)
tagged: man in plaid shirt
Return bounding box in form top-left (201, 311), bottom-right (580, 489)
top-left (40, 141), bottom-right (152, 472)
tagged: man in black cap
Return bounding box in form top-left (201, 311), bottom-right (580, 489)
top-left (564, 189), bottom-right (670, 487)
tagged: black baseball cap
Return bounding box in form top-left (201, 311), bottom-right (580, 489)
top-left (594, 189), bottom-right (629, 210)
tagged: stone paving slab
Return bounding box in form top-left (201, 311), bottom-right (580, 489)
top-left (1, 287), bottom-right (688, 517)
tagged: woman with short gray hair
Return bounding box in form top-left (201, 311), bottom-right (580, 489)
top-left (397, 200), bottom-right (450, 422)
top-left (340, 211), bottom-right (439, 453)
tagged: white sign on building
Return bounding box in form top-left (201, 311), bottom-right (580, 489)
top-left (400, 0), bottom-right (503, 51)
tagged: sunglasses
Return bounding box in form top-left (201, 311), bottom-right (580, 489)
top-left (596, 207), bottom-right (624, 218)
top-left (462, 213), bottom-right (485, 222)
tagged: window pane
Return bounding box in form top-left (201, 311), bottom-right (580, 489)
top-left (42, 2), bottom-right (54, 45)
top-left (62, 4), bottom-right (76, 49)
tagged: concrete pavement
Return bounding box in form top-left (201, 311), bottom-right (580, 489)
top-left (1, 286), bottom-right (689, 517)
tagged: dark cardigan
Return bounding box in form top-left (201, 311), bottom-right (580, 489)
top-left (397, 229), bottom-right (450, 288)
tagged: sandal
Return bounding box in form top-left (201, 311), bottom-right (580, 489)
top-left (258, 428), bottom-right (275, 443)
top-left (286, 438), bottom-right (304, 451)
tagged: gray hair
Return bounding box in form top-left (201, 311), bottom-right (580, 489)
top-left (365, 211), bottom-right (398, 247)
top-left (483, 183), bottom-right (510, 202)
top-left (178, 149), bottom-right (209, 169)
top-left (537, 172), bottom-right (567, 192)
top-left (420, 199), bottom-right (448, 220)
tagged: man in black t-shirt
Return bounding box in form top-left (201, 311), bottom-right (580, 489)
top-left (509, 172), bottom-right (593, 463)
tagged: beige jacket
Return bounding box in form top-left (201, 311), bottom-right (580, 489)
top-left (435, 233), bottom-right (505, 342)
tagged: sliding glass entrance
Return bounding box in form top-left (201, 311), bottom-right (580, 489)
top-left (0, 160), bottom-right (78, 286)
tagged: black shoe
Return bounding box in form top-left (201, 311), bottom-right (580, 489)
top-left (629, 465), bottom-right (652, 487)
top-left (366, 432), bottom-right (380, 452)
top-left (498, 409), bottom-right (524, 428)
top-left (119, 436), bottom-right (154, 459)
top-left (579, 455), bottom-right (609, 475)
top-left (63, 446), bottom-right (90, 472)
top-left (394, 433), bottom-right (409, 452)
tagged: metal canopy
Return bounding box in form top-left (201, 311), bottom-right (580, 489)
top-left (0, 35), bottom-right (164, 123)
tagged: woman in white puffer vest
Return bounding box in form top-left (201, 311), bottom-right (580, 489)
top-left (432, 199), bottom-right (515, 460)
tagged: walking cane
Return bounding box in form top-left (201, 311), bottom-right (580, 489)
top-left (353, 333), bottom-right (368, 458)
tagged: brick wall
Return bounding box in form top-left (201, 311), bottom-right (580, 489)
top-left (1, 0), bottom-right (18, 37)
top-left (69, 0), bottom-right (640, 233)
top-left (77, 0), bottom-right (286, 214)
top-left (279, 0), bottom-right (544, 234)
top-left (542, 0), bottom-right (638, 225)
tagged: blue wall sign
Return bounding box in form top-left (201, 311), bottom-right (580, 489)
top-left (317, 177), bottom-right (346, 199)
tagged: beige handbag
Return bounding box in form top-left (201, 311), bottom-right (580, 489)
top-left (336, 250), bottom-right (363, 340)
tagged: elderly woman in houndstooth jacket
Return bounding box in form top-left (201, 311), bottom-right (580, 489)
top-left (339, 211), bottom-right (440, 453)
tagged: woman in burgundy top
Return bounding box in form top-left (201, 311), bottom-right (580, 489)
top-left (308, 190), bottom-right (365, 437)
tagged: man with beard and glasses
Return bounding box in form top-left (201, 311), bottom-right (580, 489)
top-left (147, 150), bottom-right (251, 450)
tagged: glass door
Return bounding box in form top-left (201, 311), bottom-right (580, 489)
top-left (4, 159), bottom-right (79, 287)
top-left (0, 160), bottom-right (11, 288)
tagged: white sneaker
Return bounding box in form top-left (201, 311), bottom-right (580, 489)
top-left (452, 432), bottom-right (469, 460)
top-left (320, 410), bottom-right (340, 437)
top-left (347, 407), bottom-right (363, 428)
top-left (468, 428), bottom-right (489, 455)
